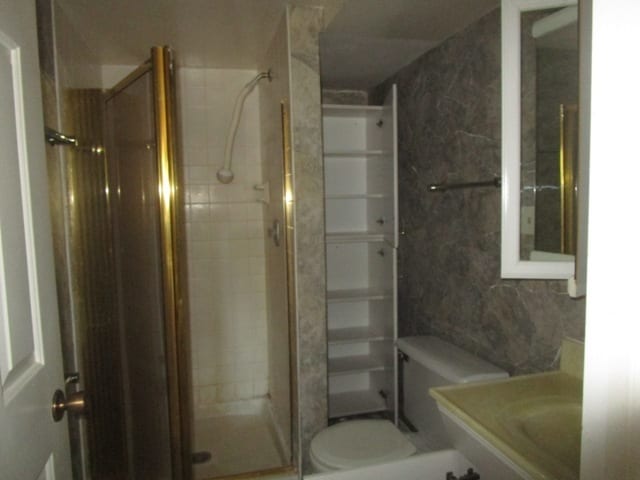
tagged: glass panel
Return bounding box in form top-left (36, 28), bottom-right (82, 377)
top-left (106, 70), bottom-right (173, 480)
top-left (520, 8), bottom-right (579, 260)
top-left (186, 68), bottom-right (293, 479)
top-left (37, 2), bottom-right (129, 478)
top-left (63, 89), bottom-right (130, 480)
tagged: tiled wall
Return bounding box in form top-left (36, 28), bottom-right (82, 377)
top-left (178, 68), bottom-right (269, 417)
top-left (371, 8), bottom-right (585, 376)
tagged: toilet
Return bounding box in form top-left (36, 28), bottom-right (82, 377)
top-left (309, 336), bottom-right (509, 472)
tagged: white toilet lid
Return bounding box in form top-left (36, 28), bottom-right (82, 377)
top-left (311, 419), bottom-right (416, 470)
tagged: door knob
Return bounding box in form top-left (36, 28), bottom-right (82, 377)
top-left (51, 389), bottom-right (87, 422)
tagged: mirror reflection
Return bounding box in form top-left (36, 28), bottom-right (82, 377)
top-left (520, 7), bottom-right (579, 261)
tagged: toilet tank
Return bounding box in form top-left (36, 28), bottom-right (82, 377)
top-left (396, 336), bottom-right (508, 450)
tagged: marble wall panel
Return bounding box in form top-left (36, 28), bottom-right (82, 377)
top-left (322, 89), bottom-right (368, 105)
top-left (287, 5), bottom-right (327, 473)
top-left (371, 8), bottom-right (585, 375)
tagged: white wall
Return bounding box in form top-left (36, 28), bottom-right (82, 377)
top-left (177, 67), bottom-right (269, 418)
top-left (101, 65), bottom-right (137, 89)
top-left (581, 0), bottom-right (640, 477)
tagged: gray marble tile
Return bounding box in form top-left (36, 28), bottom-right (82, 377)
top-left (287, 5), bottom-right (327, 473)
top-left (371, 8), bottom-right (585, 376)
top-left (322, 89), bottom-right (368, 105)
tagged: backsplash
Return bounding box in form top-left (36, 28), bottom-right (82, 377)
top-left (371, 8), bottom-right (585, 375)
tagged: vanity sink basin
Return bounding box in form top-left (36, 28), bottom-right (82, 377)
top-left (499, 396), bottom-right (582, 471)
top-left (431, 371), bottom-right (583, 480)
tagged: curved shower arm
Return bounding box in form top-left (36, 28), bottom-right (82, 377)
top-left (217, 70), bottom-right (271, 184)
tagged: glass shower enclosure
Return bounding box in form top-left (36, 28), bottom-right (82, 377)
top-left (104, 47), bottom-right (192, 480)
top-left (44, 44), bottom-right (191, 479)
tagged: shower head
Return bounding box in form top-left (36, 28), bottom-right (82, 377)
top-left (216, 168), bottom-right (234, 184)
top-left (217, 69), bottom-right (272, 184)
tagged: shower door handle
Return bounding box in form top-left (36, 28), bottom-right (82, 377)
top-left (268, 219), bottom-right (281, 247)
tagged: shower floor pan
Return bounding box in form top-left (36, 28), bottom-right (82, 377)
top-left (193, 400), bottom-right (287, 479)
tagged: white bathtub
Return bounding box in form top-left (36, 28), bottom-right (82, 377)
top-left (305, 449), bottom-right (477, 480)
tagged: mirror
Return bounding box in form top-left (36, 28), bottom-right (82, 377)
top-left (501, 0), bottom-right (578, 279)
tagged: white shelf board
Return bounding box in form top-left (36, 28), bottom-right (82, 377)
top-left (322, 104), bottom-right (385, 114)
top-left (327, 288), bottom-right (392, 303)
top-left (329, 389), bottom-right (387, 418)
top-left (323, 93), bottom-right (397, 421)
top-left (325, 193), bottom-right (388, 200)
top-left (324, 149), bottom-right (391, 157)
top-left (326, 231), bottom-right (386, 244)
top-left (328, 326), bottom-right (390, 345)
top-left (328, 354), bottom-right (387, 375)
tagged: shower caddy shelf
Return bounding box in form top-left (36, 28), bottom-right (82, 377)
top-left (322, 85), bottom-right (398, 421)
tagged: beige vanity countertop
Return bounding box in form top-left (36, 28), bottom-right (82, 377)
top-left (430, 370), bottom-right (583, 480)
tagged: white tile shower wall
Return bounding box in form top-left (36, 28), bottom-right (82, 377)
top-left (178, 68), bottom-right (269, 418)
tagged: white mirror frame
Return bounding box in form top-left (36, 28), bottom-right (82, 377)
top-left (501, 0), bottom-right (577, 279)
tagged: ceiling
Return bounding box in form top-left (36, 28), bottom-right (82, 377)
top-left (56, 0), bottom-right (498, 89)
top-left (321, 0), bottom-right (498, 88)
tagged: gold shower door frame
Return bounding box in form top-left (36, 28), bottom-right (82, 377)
top-left (282, 100), bottom-right (298, 475)
top-left (559, 103), bottom-right (578, 255)
top-left (152, 46), bottom-right (192, 480)
top-left (109, 46), bottom-right (192, 480)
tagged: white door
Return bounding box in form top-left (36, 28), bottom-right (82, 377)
top-left (0, 0), bottom-right (72, 478)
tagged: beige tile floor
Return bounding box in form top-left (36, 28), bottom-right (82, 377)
top-left (193, 413), bottom-right (286, 479)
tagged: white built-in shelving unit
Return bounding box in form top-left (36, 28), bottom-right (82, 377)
top-left (322, 86), bottom-right (398, 420)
